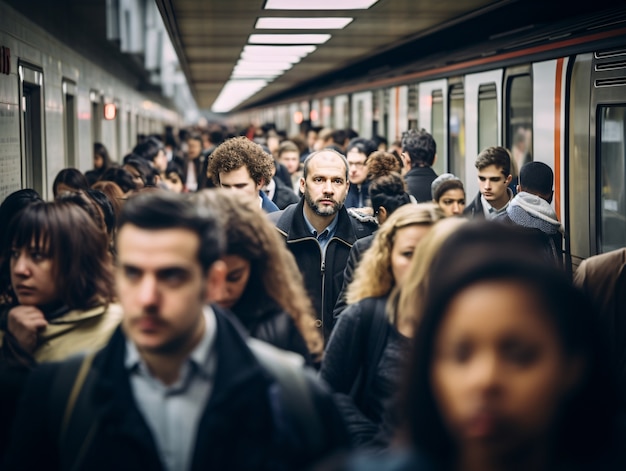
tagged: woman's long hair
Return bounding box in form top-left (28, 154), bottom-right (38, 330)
top-left (346, 203), bottom-right (442, 305)
top-left (192, 189), bottom-right (323, 358)
top-left (7, 200), bottom-right (114, 309)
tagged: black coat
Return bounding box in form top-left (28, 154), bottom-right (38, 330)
top-left (333, 234), bottom-right (375, 319)
top-left (463, 191), bottom-right (486, 219)
top-left (4, 306), bottom-right (348, 470)
top-left (271, 199), bottom-right (373, 341)
top-left (404, 166), bottom-right (437, 203)
top-left (271, 177), bottom-right (300, 210)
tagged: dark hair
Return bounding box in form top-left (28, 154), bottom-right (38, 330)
top-left (56, 191), bottom-right (106, 235)
top-left (165, 160), bottom-right (185, 182)
top-left (123, 156), bottom-right (158, 187)
top-left (401, 129), bottom-right (436, 167)
top-left (100, 167), bottom-right (137, 194)
top-left (86, 189), bottom-right (116, 237)
top-left (132, 137), bottom-right (164, 163)
top-left (346, 137), bottom-right (377, 158)
top-left (94, 142), bottom-right (112, 169)
top-left (91, 180), bottom-right (125, 221)
top-left (431, 175), bottom-right (465, 202)
top-left (208, 136), bottom-right (274, 186)
top-left (475, 146), bottom-right (512, 176)
top-left (372, 135), bottom-right (388, 148)
top-left (331, 129), bottom-right (347, 147)
top-left (302, 149), bottom-right (349, 180)
top-left (403, 221), bottom-right (619, 465)
top-left (52, 168), bottom-right (89, 197)
top-left (520, 161), bottom-right (553, 195)
top-left (7, 201), bottom-right (114, 308)
top-left (117, 191), bottom-right (224, 272)
top-left (369, 173), bottom-right (411, 216)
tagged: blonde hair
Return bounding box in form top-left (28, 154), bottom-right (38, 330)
top-left (191, 189), bottom-right (323, 358)
top-left (390, 217), bottom-right (468, 336)
top-left (346, 203), bottom-right (442, 304)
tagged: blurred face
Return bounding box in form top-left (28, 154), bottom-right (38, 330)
top-left (117, 225), bottom-right (210, 354)
top-left (347, 149), bottom-right (368, 185)
top-left (437, 189), bottom-right (466, 217)
top-left (307, 130), bottom-right (317, 149)
top-left (279, 151), bottom-right (300, 175)
top-left (390, 224), bottom-right (430, 285)
top-left (10, 240), bottom-right (58, 307)
top-left (478, 165), bottom-right (512, 210)
top-left (94, 154), bottom-right (104, 169)
top-left (215, 255), bottom-right (251, 309)
top-left (219, 166), bottom-right (262, 202)
top-left (165, 171), bottom-right (184, 193)
top-left (123, 164), bottom-right (145, 189)
top-left (300, 152), bottom-right (349, 218)
top-left (187, 139), bottom-right (203, 160)
top-left (153, 149), bottom-right (168, 173)
top-left (432, 280), bottom-right (580, 458)
top-left (54, 183), bottom-right (74, 197)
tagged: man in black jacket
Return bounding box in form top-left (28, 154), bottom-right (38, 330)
top-left (4, 192), bottom-right (348, 471)
top-left (401, 129), bottom-right (438, 202)
top-left (271, 150), bottom-right (372, 342)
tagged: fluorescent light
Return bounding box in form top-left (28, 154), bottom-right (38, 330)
top-left (212, 80), bottom-right (268, 113)
top-left (265, 0), bottom-right (378, 10)
top-left (231, 71), bottom-right (281, 78)
top-left (255, 17), bottom-right (353, 29)
top-left (249, 34), bottom-right (331, 45)
top-left (243, 45), bottom-right (316, 56)
top-left (240, 51), bottom-right (303, 63)
top-left (234, 63), bottom-right (294, 72)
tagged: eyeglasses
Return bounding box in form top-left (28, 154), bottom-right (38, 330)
top-left (348, 161), bottom-right (366, 168)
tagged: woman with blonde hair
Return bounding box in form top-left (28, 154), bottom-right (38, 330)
top-left (321, 203), bottom-right (442, 449)
top-left (191, 189), bottom-right (322, 363)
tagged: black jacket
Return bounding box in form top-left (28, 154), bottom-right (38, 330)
top-left (463, 191), bottom-right (486, 219)
top-left (271, 177), bottom-right (300, 210)
top-left (404, 166), bottom-right (437, 203)
top-left (345, 180), bottom-right (370, 209)
top-left (271, 199), bottom-right (373, 341)
top-left (333, 234), bottom-right (375, 318)
top-left (4, 306), bottom-right (348, 471)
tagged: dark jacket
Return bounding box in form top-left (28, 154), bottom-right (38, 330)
top-left (4, 306), bottom-right (348, 471)
top-left (404, 166), bottom-right (437, 203)
top-left (333, 234), bottom-right (375, 319)
top-left (345, 180), bottom-right (370, 209)
top-left (463, 191), bottom-right (486, 219)
top-left (231, 296), bottom-right (312, 365)
top-left (271, 199), bottom-right (373, 341)
top-left (271, 177), bottom-right (300, 210)
top-left (321, 296), bottom-right (410, 449)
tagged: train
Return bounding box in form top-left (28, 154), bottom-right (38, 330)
top-left (0, 2), bottom-right (182, 202)
top-left (229, 7), bottom-right (626, 267)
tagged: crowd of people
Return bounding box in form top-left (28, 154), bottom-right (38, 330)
top-left (0, 121), bottom-right (625, 470)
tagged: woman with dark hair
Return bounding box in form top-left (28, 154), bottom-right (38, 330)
top-left (123, 154), bottom-right (158, 189)
top-left (349, 222), bottom-right (626, 470)
top-left (85, 142), bottom-right (114, 186)
top-left (99, 167), bottom-right (138, 195)
top-left (0, 200), bottom-right (121, 367)
top-left (192, 189), bottom-right (322, 363)
top-left (431, 173), bottom-right (466, 217)
top-left (132, 136), bottom-right (167, 177)
top-left (91, 180), bottom-right (125, 221)
top-left (52, 168), bottom-right (89, 198)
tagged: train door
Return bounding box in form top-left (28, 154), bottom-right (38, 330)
top-left (334, 95), bottom-right (350, 130)
top-left (386, 85), bottom-right (407, 144)
top-left (418, 79), bottom-right (447, 176)
top-left (448, 79), bottom-right (466, 184)
top-left (463, 70), bottom-right (503, 199)
top-left (62, 79), bottom-right (77, 168)
top-left (503, 66), bottom-right (533, 182)
top-left (351, 91), bottom-right (373, 139)
top-left (407, 84), bottom-right (418, 132)
top-left (322, 97), bottom-right (333, 128)
top-left (18, 63), bottom-right (46, 198)
top-left (90, 90), bottom-right (102, 145)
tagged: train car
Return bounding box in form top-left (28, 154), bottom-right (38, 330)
top-left (0, 3), bottom-right (181, 202)
top-left (233, 8), bottom-right (626, 266)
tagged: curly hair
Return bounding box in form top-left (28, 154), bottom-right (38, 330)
top-left (191, 189), bottom-right (323, 359)
top-left (346, 203), bottom-right (442, 304)
top-left (367, 151), bottom-right (402, 180)
top-left (207, 136), bottom-right (275, 186)
top-left (369, 172), bottom-right (411, 216)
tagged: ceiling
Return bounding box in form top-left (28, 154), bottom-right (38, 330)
top-left (156, 0), bottom-right (502, 112)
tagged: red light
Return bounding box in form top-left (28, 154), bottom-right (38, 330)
top-left (104, 103), bottom-right (117, 120)
top-left (294, 111), bottom-right (303, 124)
top-left (309, 109), bottom-right (318, 121)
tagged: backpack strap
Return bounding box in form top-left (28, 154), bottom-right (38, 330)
top-left (51, 351), bottom-right (99, 471)
top-left (248, 338), bottom-right (325, 456)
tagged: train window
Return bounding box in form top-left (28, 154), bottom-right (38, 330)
top-left (19, 63), bottom-right (46, 197)
top-left (62, 80), bottom-right (77, 168)
top-left (478, 83), bottom-right (498, 151)
top-left (506, 74), bottom-right (532, 179)
top-left (431, 90), bottom-right (445, 175)
top-left (408, 84), bottom-right (418, 131)
top-left (448, 83), bottom-right (465, 183)
top-left (598, 106), bottom-right (626, 253)
top-left (90, 90), bottom-right (102, 144)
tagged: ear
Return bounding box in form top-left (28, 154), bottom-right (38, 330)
top-left (377, 206), bottom-right (387, 223)
top-left (401, 152), bottom-right (411, 169)
top-left (505, 174), bottom-right (513, 185)
top-left (204, 260), bottom-right (227, 303)
top-left (299, 176), bottom-right (306, 194)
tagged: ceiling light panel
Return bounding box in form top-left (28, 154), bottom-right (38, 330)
top-left (212, 80), bottom-right (268, 113)
top-left (255, 17), bottom-right (353, 29)
top-left (264, 0), bottom-right (379, 10)
top-left (249, 34), bottom-right (331, 45)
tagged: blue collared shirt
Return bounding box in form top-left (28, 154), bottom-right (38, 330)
top-left (125, 306), bottom-right (217, 471)
top-left (302, 208), bottom-right (339, 255)
top-left (481, 193), bottom-right (511, 220)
